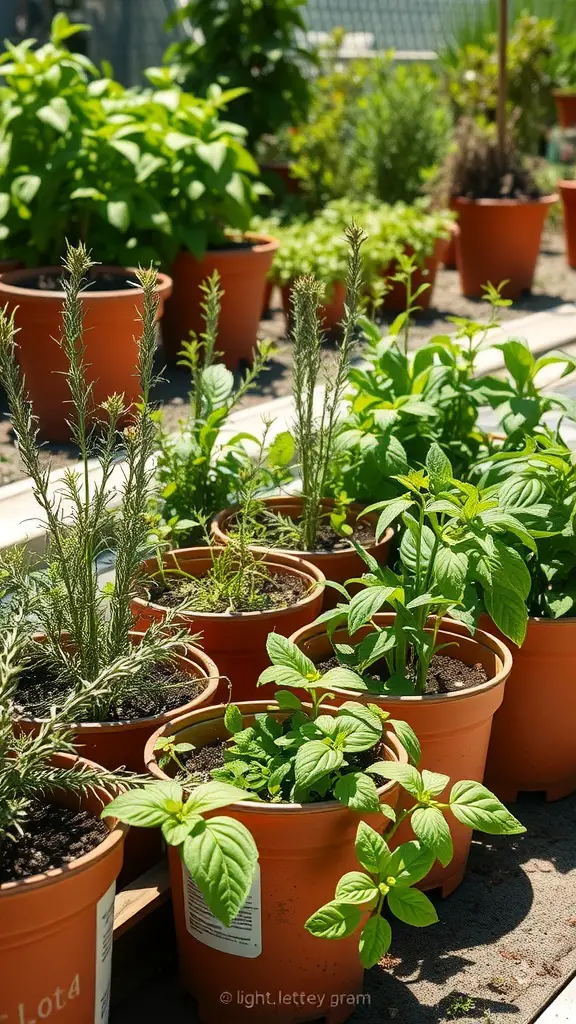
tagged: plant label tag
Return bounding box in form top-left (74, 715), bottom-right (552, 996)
top-left (182, 863), bottom-right (262, 958)
top-left (94, 881), bottom-right (116, 1023)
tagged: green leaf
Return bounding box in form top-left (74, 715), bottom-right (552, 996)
top-left (359, 915), bottom-right (392, 969)
top-left (294, 741), bottom-right (343, 791)
top-left (336, 705), bottom-right (382, 751)
top-left (184, 781), bottom-right (254, 815)
top-left (197, 140), bottom-right (228, 173)
top-left (0, 192), bottom-right (9, 220)
top-left (273, 689), bottom-right (303, 711)
top-left (366, 762), bottom-right (423, 798)
top-left (266, 633), bottom-right (318, 679)
top-left (51, 11), bottom-right (90, 43)
top-left (421, 769), bottom-right (450, 796)
top-left (348, 586), bottom-right (395, 633)
top-left (494, 339), bottom-right (534, 389)
top-left (224, 705), bottom-right (243, 735)
top-left (107, 200), bottom-right (130, 233)
top-left (266, 430), bottom-right (295, 467)
top-left (186, 179), bottom-right (206, 201)
top-left (225, 172), bottom-right (245, 204)
top-left (102, 780), bottom-right (182, 827)
top-left (202, 363), bottom-right (234, 405)
top-left (411, 807), bottom-right (453, 867)
top-left (70, 186), bottom-right (106, 202)
top-left (388, 841), bottom-right (436, 885)
top-left (110, 138), bottom-right (141, 166)
top-left (387, 719), bottom-right (421, 766)
top-left (434, 547), bottom-right (468, 598)
top-left (355, 820), bottom-right (391, 874)
top-left (182, 816), bottom-right (258, 926)
top-left (484, 585), bottom-right (527, 646)
top-left (449, 781), bottom-right (526, 835)
top-left (162, 816), bottom-right (201, 847)
top-left (335, 871), bottom-right (379, 905)
top-left (320, 667), bottom-right (368, 692)
top-left (334, 771), bottom-right (381, 812)
top-left (305, 901), bottom-right (363, 940)
top-left (387, 886), bottom-right (438, 927)
top-left (11, 174), bottom-right (41, 205)
top-left (36, 97), bottom-right (71, 133)
top-left (373, 498), bottom-right (411, 540)
top-left (166, 131), bottom-right (197, 151)
top-left (426, 443), bottom-right (453, 486)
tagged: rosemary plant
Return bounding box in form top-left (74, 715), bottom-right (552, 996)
top-left (0, 243), bottom-right (187, 722)
top-left (291, 222), bottom-right (365, 550)
top-left (0, 609), bottom-right (130, 863)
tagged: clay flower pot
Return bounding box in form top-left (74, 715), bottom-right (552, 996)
top-left (289, 614), bottom-right (512, 897)
top-left (131, 548), bottom-right (325, 703)
top-left (0, 258), bottom-right (22, 278)
top-left (212, 496), bottom-right (394, 610)
top-left (0, 265), bottom-right (172, 442)
top-left (553, 90), bottom-right (576, 129)
top-left (162, 233), bottom-right (279, 368)
top-left (144, 701), bottom-right (406, 1024)
top-left (482, 616), bottom-right (576, 802)
top-left (16, 639), bottom-right (220, 881)
top-left (454, 195), bottom-right (557, 299)
top-left (281, 279), bottom-right (346, 330)
top-left (380, 235), bottom-right (449, 312)
top-left (0, 753), bottom-right (127, 1024)
top-left (559, 180), bottom-right (576, 269)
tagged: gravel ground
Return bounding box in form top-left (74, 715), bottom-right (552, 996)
top-left (2, 228), bottom-right (576, 487)
top-left (111, 792), bottom-right (576, 1024)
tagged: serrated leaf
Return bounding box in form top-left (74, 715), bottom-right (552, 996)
top-left (434, 547), bottom-right (468, 598)
top-left (182, 816), bottom-right (258, 926)
top-left (449, 781), bottom-right (526, 835)
top-left (320, 667), bottom-right (368, 692)
top-left (348, 586), bottom-right (395, 633)
top-left (484, 585), bottom-right (527, 646)
top-left (266, 633), bottom-right (318, 678)
top-left (366, 762), bottom-right (423, 798)
top-left (305, 901), bottom-right (363, 939)
top-left (388, 840), bottom-right (436, 885)
top-left (421, 769), bottom-right (450, 796)
top-left (224, 705), bottom-right (243, 734)
top-left (266, 429), bottom-right (295, 467)
top-left (387, 886), bottom-right (438, 927)
top-left (355, 820), bottom-right (391, 874)
top-left (335, 871), bottom-right (379, 904)
top-left (185, 781), bottom-right (254, 815)
top-left (334, 772), bottom-right (381, 811)
top-left (294, 741), bottom-right (343, 791)
top-left (103, 780), bottom-right (182, 827)
top-left (388, 719), bottom-right (421, 765)
top-left (426, 443), bottom-right (453, 486)
top-left (359, 915), bottom-right (392, 968)
top-left (202, 363), bottom-right (234, 406)
top-left (411, 807), bottom-right (453, 867)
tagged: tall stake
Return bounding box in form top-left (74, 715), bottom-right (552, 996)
top-left (497, 0), bottom-right (508, 168)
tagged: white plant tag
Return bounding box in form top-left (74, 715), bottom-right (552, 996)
top-left (182, 863), bottom-right (262, 958)
top-left (94, 881), bottom-right (116, 1024)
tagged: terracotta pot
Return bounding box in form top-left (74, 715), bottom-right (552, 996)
top-left (131, 548), bottom-right (325, 703)
top-left (0, 265), bottom-right (172, 442)
top-left (380, 235), bottom-right (448, 312)
top-left (442, 207), bottom-right (460, 269)
top-left (144, 701), bottom-right (406, 1024)
top-left (16, 639), bottom-right (220, 881)
top-left (289, 614), bottom-right (512, 897)
top-left (259, 161), bottom-right (302, 196)
top-left (481, 615), bottom-right (576, 802)
top-left (454, 195), bottom-right (557, 299)
top-left (162, 234), bottom-right (279, 368)
top-left (280, 279), bottom-right (346, 330)
top-left (212, 496), bottom-right (394, 610)
top-left (553, 90), bottom-right (576, 129)
top-left (261, 278), bottom-right (273, 317)
top-left (0, 753), bottom-right (127, 1024)
top-left (559, 180), bottom-right (576, 269)
top-left (0, 258), bottom-right (22, 278)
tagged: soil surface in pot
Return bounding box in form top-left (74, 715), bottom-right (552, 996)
top-left (145, 568), bottom-right (307, 614)
top-left (15, 658), bottom-right (207, 722)
top-left (14, 270), bottom-right (140, 292)
top-left (0, 798), bottom-right (108, 882)
top-left (176, 738), bottom-right (382, 799)
top-left (317, 653), bottom-right (487, 695)
top-left (229, 511), bottom-right (377, 553)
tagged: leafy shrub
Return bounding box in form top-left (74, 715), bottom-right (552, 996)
top-left (431, 117), bottom-right (543, 202)
top-left (163, 0), bottom-right (317, 147)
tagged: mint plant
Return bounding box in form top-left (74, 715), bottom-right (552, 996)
top-left (103, 779), bottom-right (258, 926)
top-left (150, 272), bottom-right (279, 546)
top-left (305, 763), bottom-right (525, 966)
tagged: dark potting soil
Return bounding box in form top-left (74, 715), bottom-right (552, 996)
top-left (233, 511), bottom-right (377, 553)
top-left (317, 653), bottom-right (488, 696)
top-left (0, 798), bottom-right (109, 883)
top-left (15, 658), bottom-right (207, 723)
top-left (146, 568), bottom-right (307, 614)
top-left (16, 269), bottom-right (140, 292)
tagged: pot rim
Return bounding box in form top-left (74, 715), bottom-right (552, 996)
top-left (0, 752), bottom-right (127, 896)
top-left (211, 497), bottom-right (394, 561)
top-left (290, 614), bottom-right (513, 706)
top-left (132, 547), bottom-right (325, 623)
top-left (553, 88), bottom-right (576, 97)
top-left (0, 265), bottom-right (173, 300)
top-left (454, 194), bottom-right (558, 208)
top-left (16, 636), bottom-right (220, 733)
top-left (144, 700), bottom-right (407, 814)
top-left (558, 180), bottom-right (576, 192)
top-left (180, 232), bottom-right (280, 259)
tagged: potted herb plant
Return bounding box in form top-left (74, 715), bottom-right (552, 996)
top-left (212, 226), bottom-right (394, 603)
top-left (0, 245), bottom-right (221, 876)
top-left (433, 118), bottom-right (557, 298)
top-left (104, 689), bottom-right (524, 1023)
top-left (558, 168), bottom-right (576, 269)
top-left (552, 35), bottom-right (576, 128)
top-left (150, 272), bottom-right (282, 547)
top-left (280, 443), bottom-right (535, 893)
top-left (475, 434), bottom-right (576, 802)
top-left (0, 610), bottom-right (129, 1024)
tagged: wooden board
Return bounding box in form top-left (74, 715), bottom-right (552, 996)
top-left (113, 861), bottom-right (170, 938)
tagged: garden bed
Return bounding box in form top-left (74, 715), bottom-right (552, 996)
top-left (110, 791), bottom-right (576, 1024)
top-left (1, 229), bottom-right (575, 488)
